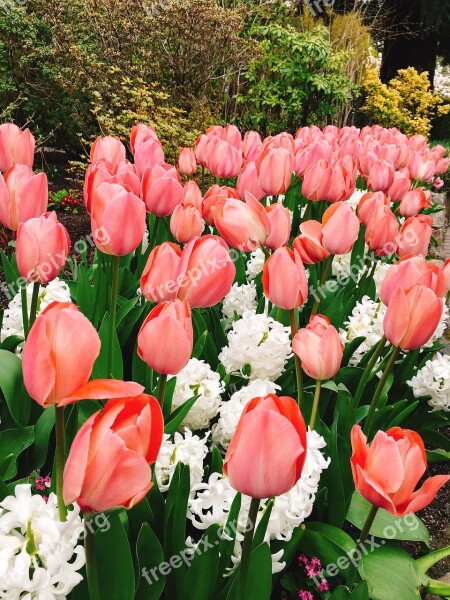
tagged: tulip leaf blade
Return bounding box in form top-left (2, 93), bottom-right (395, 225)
top-left (302, 522), bottom-right (357, 578)
top-left (346, 492), bottom-right (430, 546)
top-left (0, 348), bottom-right (31, 427)
top-left (0, 426), bottom-right (34, 479)
top-left (135, 523), bottom-right (165, 600)
top-left (183, 524), bottom-right (221, 600)
top-left (226, 542), bottom-right (272, 600)
top-left (164, 394), bottom-right (200, 434)
top-left (92, 312), bottom-right (123, 379)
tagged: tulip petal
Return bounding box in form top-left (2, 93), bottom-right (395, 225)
top-left (63, 412), bottom-right (97, 504)
top-left (22, 316), bottom-right (56, 407)
top-left (59, 380), bottom-right (145, 405)
top-left (383, 287), bottom-right (409, 346)
top-left (397, 475), bottom-right (450, 516)
top-left (365, 431), bottom-right (405, 494)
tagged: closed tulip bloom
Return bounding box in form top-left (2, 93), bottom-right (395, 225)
top-left (383, 284), bottom-right (443, 350)
top-left (324, 157), bottom-right (357, 203)
top-left (242, 131), bottom-right (262, 161)
top-left (223, 394), bottom-right (307, 499)
top-left (202, 185), bottom-right (239, 225)
top-left (409, 152), bottom-right (436, 182)
top-left (83, 159), bottom-right (140, 213)
top-left (387, 171), bottom-right (412, 202)
top-left (138, 299), bottom-right (193, 375)
top-left (213, 192), bottom-right (270, 252)
top-left (236, 161), bottom-right (265, 201)
top-left (351, 425), bottom-right (450, 517)
top-left (293, 220), bottom-right (329, 264)
top-left (142, 163), bottom-right (184, 217)
top-left (170, 204), bottom-right (203, 243)
top-left (397, 215), bottom-right (432, 257)
top-left (205, 137), bottom-right (242, 179)
top-left (262, 247), bottom-right (308, 310)
top-left (0, 123), bottom-right (35, 172)
top-left (293, 315), bottom-right (343, 380)
top-left (380, 255), bottom-right (446, 306)
top-left (435, 157), bottom-right (450, 175)
top-left (183, 180), bottom-right (202, 210)
top-left (177, 235), bottom-right (235, 308)
top-left (134, 138), bottom-right (165, 178)
top-left (90, 136), bottom-right (126, 165)
top-left (255, 146), bottom-right (294, 196)
top-left (264, 204), bottom-right (291, 249)
top-left (399, 188), bottom-right (431, 217)
top-left (444, 258), bottom-right (450, 291)
top-left (302, 160), bottom-right (332, 201)
top-left (178, 147), bottom-right (197, 175)
top-left (130, 124), bottom-right (159, 155)
top-left (23, 302), bottom-right (144, 407)
top-left (91, 182), bottom-right (146, 256)
top-left (194, 133), bottom-right (209, 166)
top-left (357, 192), bottom-right (389, 227)
top-left (367, 159), bottom-right (395, 192)
top-left (140, 242), bottom-right (182, 303)
top-left (0, 165), bottom-right (48, 231)
top-left (322, 201), bottom-right (360, 255)
top-left (16, 212), bottom-right (70, 284)
top-left (63, 394), bottom-right (164, 513)
top-left (365, 205), bottom-right (399, 256)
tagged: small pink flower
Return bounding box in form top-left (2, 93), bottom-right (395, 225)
top-left (318, 579), bottom-right (329, 592)
top-left (297, 591), bottom-right (313, 600)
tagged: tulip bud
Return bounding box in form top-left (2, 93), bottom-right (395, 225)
top-left (183, 180), bottom-right (202, 210)
top-left (397, 215), bottom-right (432, 257)
top-left (302, 160), bottom-right (332, 201)
top-left (264, 204), bottom-right (291, 249)
top-left (293, 220), bottom-right (329, 264)
top-left (141, 163), bottom-right (184, 216)
top-left (0, 165), bottom-right (48, 231)
top-left (140, 242), bottom-right (183, 303)
top-left (0, 123), bottom-right (35, 172)
top-left (255, 145), bottom-right (294, 195)
top-left (365, 205), bottom-right (399, 256)
top-left (178, 147), bottom-right (197, 175)
top-left (170, 204), bottom-right (203, 243)
top-left (321, 201), bottom-right (360, 255)
top-left (262, 247), bottom-right (308, 309)
top-left (399, 188), bottom-right (431, 217)
top-left (367, 159), bottom-right (395, 192)
top-left (90, 136), bottom-right (126, 165)
top-left (293, 315), bottom-right (343, 380)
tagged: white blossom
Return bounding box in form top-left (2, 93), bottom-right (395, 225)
top-left (340, 296), bottom-right (386, 365)
top-left (245, 249), bottom-right (265, 281)
top-left (222, 283), bottom-right (258, 325)
top-left (219, 312), bottom-right (291, 381)
top-left (0, 485), bottom-right (84, 600)
top-left (408, 353), bottom-right (450, 411)
top-left (169, 359), bottom-right (224, 430)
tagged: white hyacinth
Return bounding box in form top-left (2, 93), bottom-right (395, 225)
top-left (169, 359), bottom-right (224, 430)
top-left (340, 296), bottom-right (386, 365)
top-left (154, 429), bottom-right (210, 493)
top-left (222, 282), bottom-right (258, 324)
top-left (346, 188), bottom-right (366, 212)
top-left (245, 248), bottom-right (265, 281)
top-left (211, 379), bottom-right (280, 450)
top-left (188, 430), bottom-right (330, 574)
top-left (0, 485), bottom-right (84, 600)
top-left (408, 353), bottom-right (450, 412)
top-left (219, 312), bottom-right (292, 381)
top-left (0, 278), bottom-right (71, 350)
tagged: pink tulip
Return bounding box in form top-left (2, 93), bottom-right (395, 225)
top-left (141, 163), bottom-right (184, 216)
top-left (321, 201), bottom-right (360, 255)
top-left (383, 284), bottom-right (443, 349)
top-left (178, 147), bottom-right (197, 175)
top-left (83, 159), bottom-right (140, 213)
top-left (213, 192), bottom-right (270, 252)
top-left (130, 124), bottom-right (159, 154)
top-left (63, 394), bottom-right (163, 513)
top-left (388, 171), bottom-right (412, 202)
top-left (23, 302), bottom-right (143, 407)
top-left (262, 247), bottom-right (308, 310)
top-left (365, 205), bottom-right (399, 256)
top-left (264, 204), bottom-right (291, 249)
top-left (0, 165), bottom-right (48, 231)
top-left (134, 138), bottom-right (165, 178)
top-left (16, 212), bottom-right (70, 284)
top-left (266, 132), bottom-right (295, 152)
top-left (90, 136), bottom-right (126, 165)
top-left (91, 182), bottom-right (146, 255)
top-left (399, 188), bottom-right (431, 217)
top-left (177, 235), bottom-right (235, 308)
top-left (236, 161), bottom-right (265, 201)
top-left (397, 215), bottom-right (432, 257)
top-left (255, 146), bottom-right (294, 196)
top-left (293, 315), bottom-right (343, 380)
top-left (202, 185), bottom-right (239, 226)
top-left (444, 258), bottom-right (450, 291)
top-left (138, 298), bottom-right (193, 375)
top-left (223, 394), bottom-right (307, 499)
top-left (194, 134), bottom-right (209, 166)
top-left (242, 131), bottom-right (262, 161)
top-left (435, 158), bottom-right (450, 176)
top-left (380, 255), bottom-right (446, 306)
top-left (205, 137), bottom-right (242, 179)
top-left (293, 220), bottom-right (329, 264)
top-left (367, 159), bottom-right (395, 192)
top-left (351, 425), bottom-right (449, 517)
top-left (140, 242), bottom-right (183, 303)
top-left (183, 180), bottom-right (202, 210)
top-left (0, 123), bottom-right (35, 172)
top-left (324, 157), bottom-right (357, 203)
top-left (301, 160), bottom-right (332, 201)
top-left (170, 204), bottom-right (203, 243)
top-left (409, 152), bottom-right (436, 182)
top-left (358, 192), bottom-right (389, 227)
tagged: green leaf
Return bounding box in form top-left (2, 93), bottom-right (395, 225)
top-left (347, 492), bottom-right (429, 546)
top-left (218, 493), bottom-right (242, 577)
top-left (0, 427), bottom-right (34, 479)
top-left (359, 544), bottom-right (424, 600)
top-left (416, 545), bottom-right (450, 573)
top-left (164, 395), bottom-right (199, 434)
top-left (184, 524), bottom-right (221, 600)
top-left (302, 522), bottom-right (356, 578)
top-left (0, 349), bottom-right (31, 426)
top-left (135, 523), bottom-right (165, 600)
top-left (93, 511), bottom-right (135, 600)
top-left (32, 408), bottom-right (55, 469)
top-left (92, 313), bottom-right (123, 379)
top-left (226, 543), bottom-right (272, 600)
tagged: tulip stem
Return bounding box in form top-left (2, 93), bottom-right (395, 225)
top-left (364, 345), bottom-right (401, 439)
top-left (309, 379), bottom-right (322, 430)
top-left (29, 282), bottom-right (40, 330)
top-left (354, 335), bottom-right (387, 406)
top-left (55, 405), bottom-right (67, 522)
top-left (21, 284), bottom-right (29, 338)
top-left (311, 255), bottom-right (333, 315)
top-left (289, 309), bottom-right (304, 407)
top-left (84, 521), bottom-right (100, 600)
top-left (108, 255), bottom-right (120, 378)
top-left (238, 497), bottom-right (260, 600)
top-left (158, 373), bottom-right (167, 410)
top-left (359, 505), bottom-right (379, 545)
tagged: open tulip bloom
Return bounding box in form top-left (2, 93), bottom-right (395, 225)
top-left (2, 121), bottom-right (450, 600)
